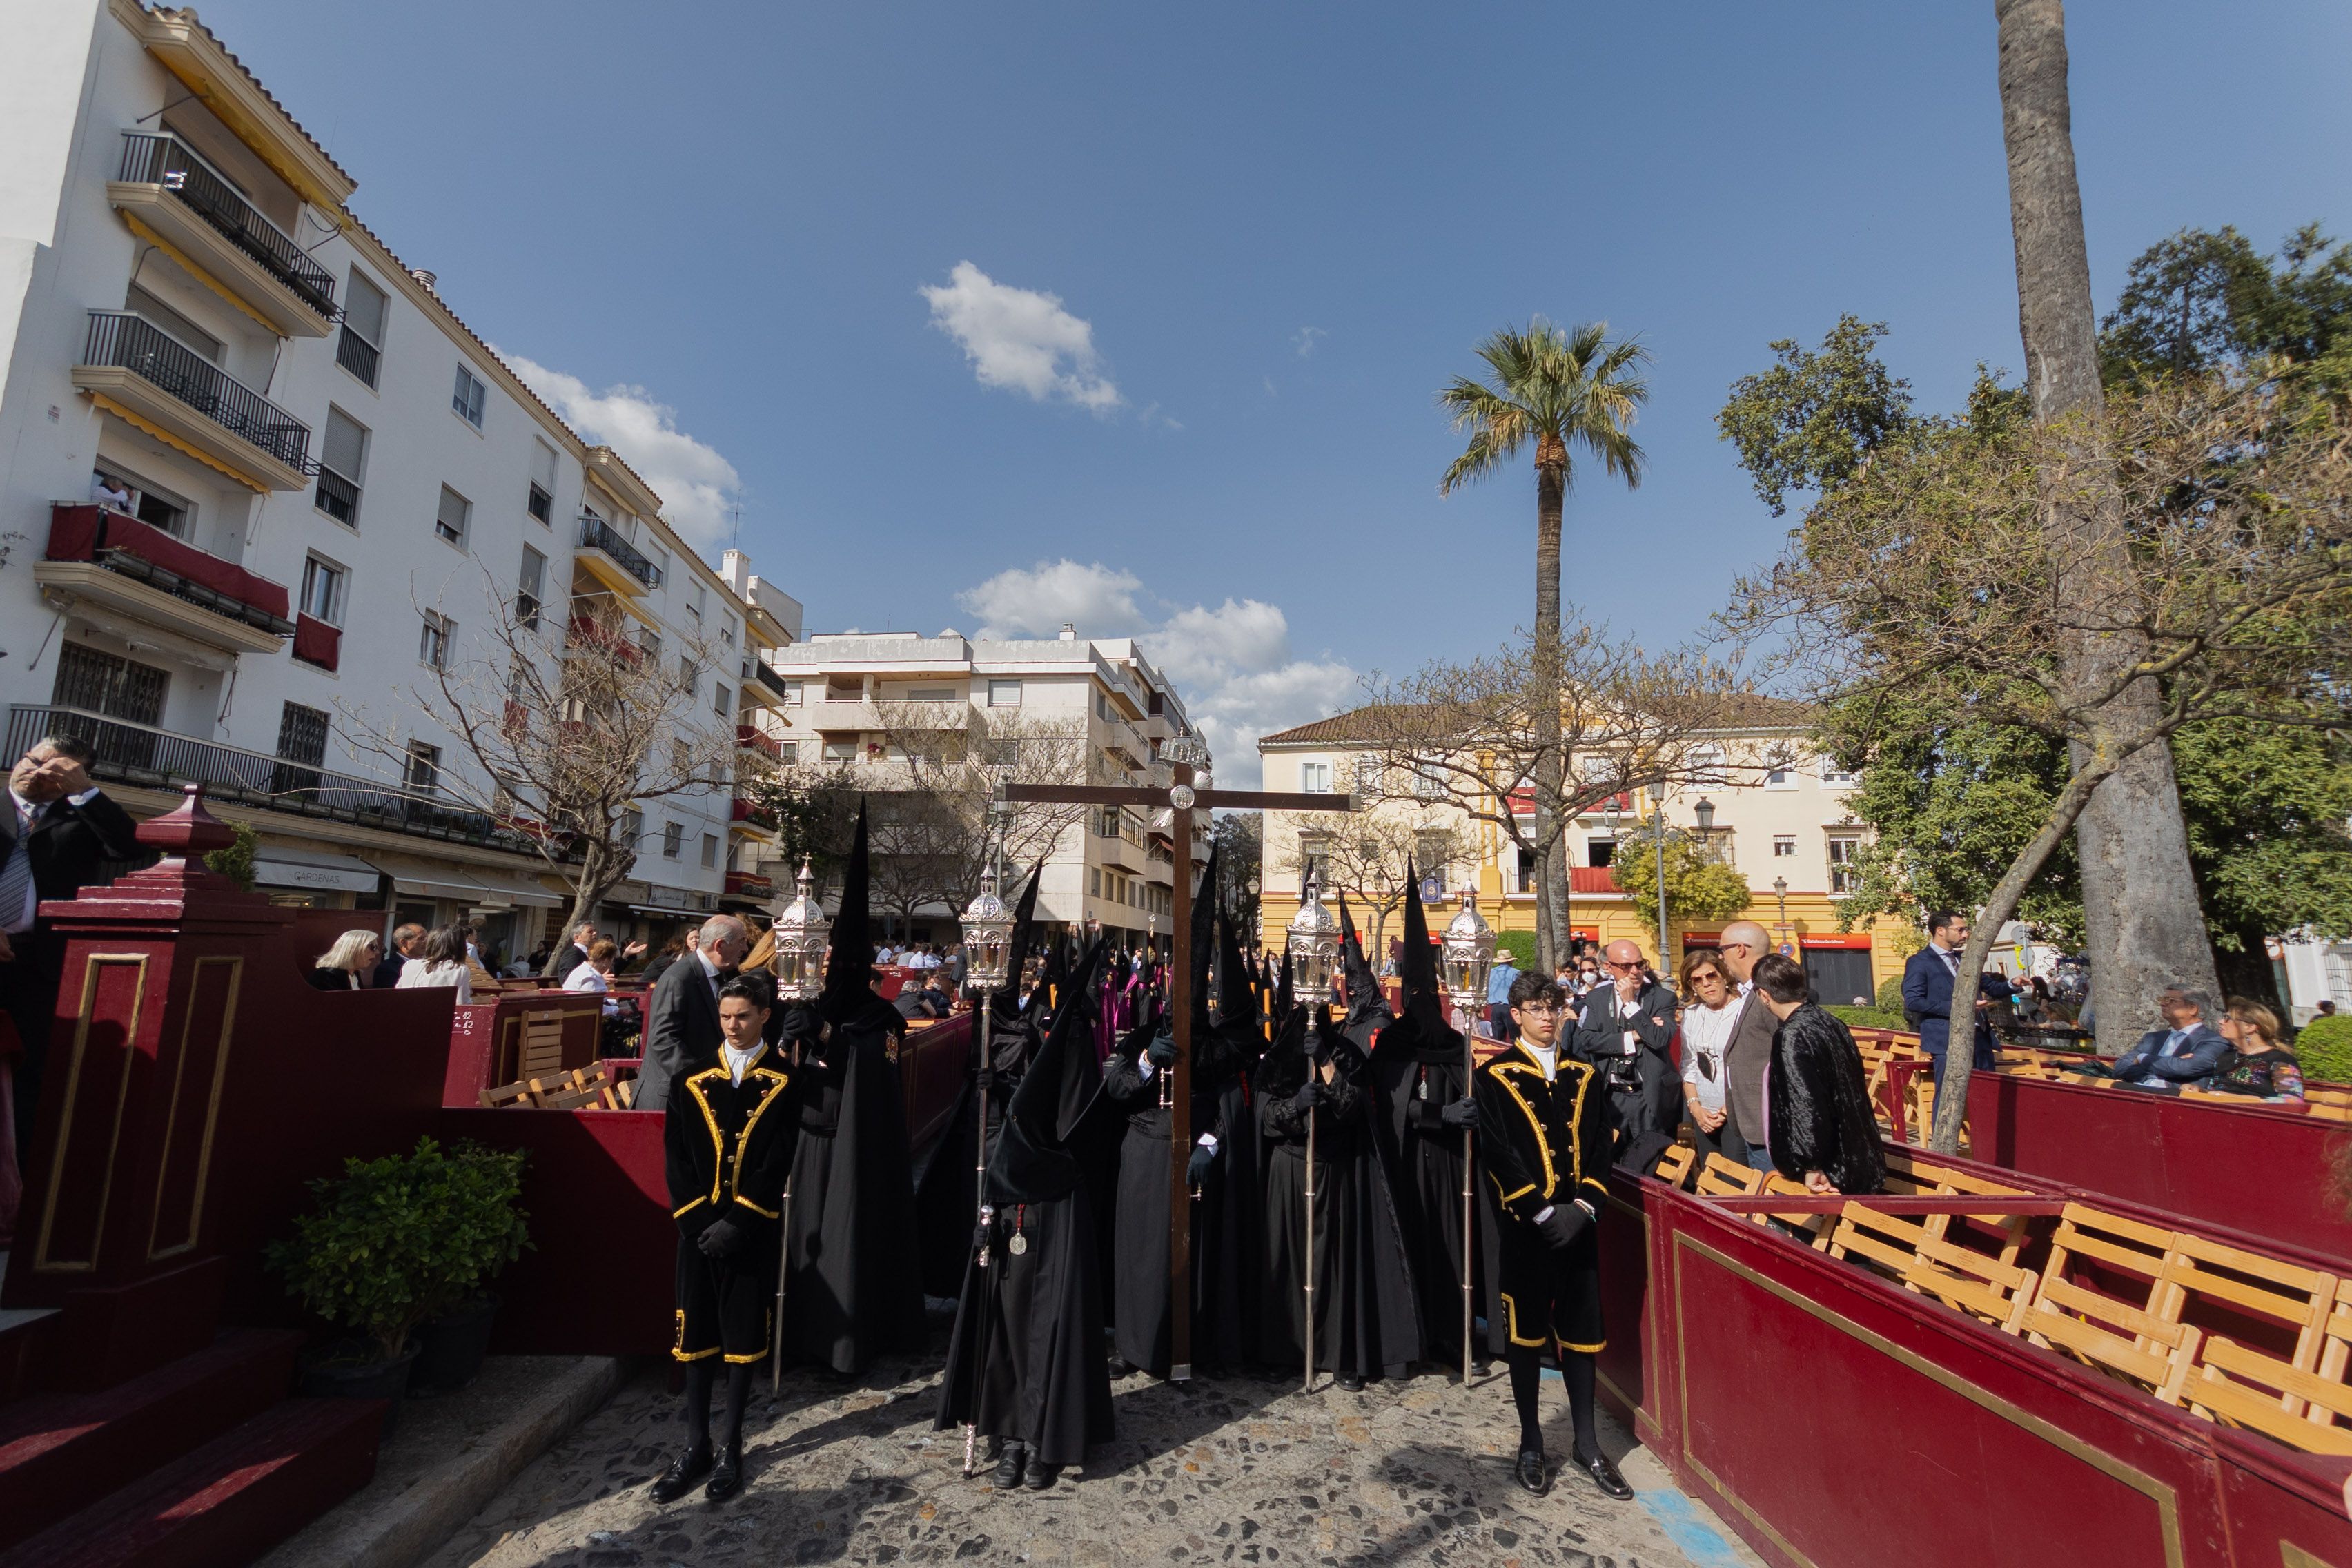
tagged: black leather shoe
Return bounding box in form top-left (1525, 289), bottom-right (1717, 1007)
top-left (1513, 1449), bottom-right (1547, 1496)
top-left (704, 1443), bottom-right (743, 1502)
top-left (650, 1445), bottom-right (713, 1503)
top-left (981, 1434), bottom-right (1004, 1465)
top-left (1336, 1373), bottom-right (1365, 1392)
top-left (1106, 1353), bottom-right (1133, 1378)
top-left (1573, 1449), bottom-right (1633, 1500)
top-left (1022, 1459), bottom-right (1061, 1490)
top-left (992, 1442), bottom-right (1027, 1490)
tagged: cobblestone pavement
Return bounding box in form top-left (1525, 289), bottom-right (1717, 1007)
top-left (419, 1350), bottom-right (1760, 1568)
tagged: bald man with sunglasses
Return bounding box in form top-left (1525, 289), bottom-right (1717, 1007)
top-left (1568, 939), bottom-right (1680, 1175)
top-left (1713, 921), bottom-right (1781, 1175)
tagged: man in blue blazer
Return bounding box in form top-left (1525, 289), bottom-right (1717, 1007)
top-left (1901, 911), bottom-right (1999, 1119)
top-left (2110, 988), bottom-right (2229, 1091)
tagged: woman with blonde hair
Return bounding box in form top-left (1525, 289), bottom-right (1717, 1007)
top-left (2211, 997), bottom-right (2304, 1101)
top-left (309, 930), bottom-right (382, 991)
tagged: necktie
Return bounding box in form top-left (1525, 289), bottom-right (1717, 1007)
top-left (0, 803), bottom-right (40, 934)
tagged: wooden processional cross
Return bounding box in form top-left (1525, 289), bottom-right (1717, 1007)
top-left (1001, 765), bottom-right (1358, 1380)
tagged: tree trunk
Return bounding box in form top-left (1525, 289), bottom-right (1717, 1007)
top-left (1995, 0), bottom-right (2215, 1052)
top-left (1530, 455), bottom-right (1567, 972)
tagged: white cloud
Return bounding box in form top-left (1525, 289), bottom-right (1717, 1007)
top-left (954, 560), bottom-right (1357, 788)
top-left (1293, 326), bottom-right (1327, 357)
top-left (502, 353), bottom-right (742, 548)
top-left (920, 262), bottom-right (1122, 412)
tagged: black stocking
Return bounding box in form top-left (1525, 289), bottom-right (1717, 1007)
top-left (1562, 1348), bottom-right (1600, 1462)
top-left (1505, 1345), bottom-right (1545, 1453)
top-left (683, 1360), bottom-right (716, 1452)
top-left (721, 1364), bottom-right (754, 1450)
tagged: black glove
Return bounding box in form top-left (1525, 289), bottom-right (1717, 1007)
top-left (696, 1217), bottom-right (745, 1259)
top-left (1187, 1143), bottom-right (1216, 1185)
top-left (1290, 1080), bottom-right (1321, 1115)
top-left (1533, 1203), bottom-right (1590, 1251)
top-left (974, 1066), bottom-right (998, 1093)
top-left (1147, 1030), bottom-right (1179, 1068)
top-left (1440, 1097), bottom-right (1479, 1128)
top-left (973, 1223), bottom-right (992, 1252)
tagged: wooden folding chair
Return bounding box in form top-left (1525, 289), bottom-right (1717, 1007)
top-left (1905, 1235), bottom-right (2039, 1333)
top-left (2021, 1205), bottom-right (2200, 1403)
top-left (1760, 1173), bottom-right (1836, 1249)
top-left (1695, 1152), bottom-right (1765, 1197)
top-left (1828, 1200), bottom-right (1936, 1281)
top-left (1652, 1143), bottom-right (1696, 1188)
top-left (478, 1078), bottom-right (535, 1108)
top-left (517, 1008), bottom-right (569, 1084)
top-left (2156, 1233), bottom-right (2338, 1376)
top-left (2188, 1337), bottom-right (2352, 1456)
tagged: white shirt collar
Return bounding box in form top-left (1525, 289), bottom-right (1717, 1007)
top-left (1519, 1038), bottom-right (1558, 1081)
top-left (697, 948), bottom-right (725, 982)
top-left (721, 1040), bottom-right (763, 1085)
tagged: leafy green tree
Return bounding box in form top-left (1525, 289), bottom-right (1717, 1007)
top-left (1607, 823), bottom-right (1755, 948)
top-left (1717, 315), bottom-right (1914, 516)
top-left (204, 819), bottom-right (258, 892)
top-left (2100, 224), bottom-right (2352, 385)
top-left (1438, 319), bottom-right (1649, 968)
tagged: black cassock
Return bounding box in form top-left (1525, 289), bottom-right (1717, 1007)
top-left (1375, 1039), bottom-right (1507, 1365)
top-left (1255, 1010), bottom-right (1422, 1381)
top-left (665, 1046), bottom-right (798, 1362)
top-left (937, 942), bottom-right (1115, 1469)
top-left (777, 996), bottom-right (926, 1372)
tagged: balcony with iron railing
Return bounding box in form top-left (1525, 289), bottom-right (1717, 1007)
top-left (732, 796), bottom-right (779, 832)
top-left (4, 704), bottom-right (549, 855)
top-left (41, 504), bottom-right (292, 654)
top-left (576, 513), bottom-right (661, 594)
top-left (110, 132), bottom-right (338, 331)
top-left (724, 869), bottom-right (777, 900)
top-left (735, 724), bottom-right (783, 763)
top-left (741, 660), bottom-right (794, 705)
top-left (72, 312), bottom-right (313, 488)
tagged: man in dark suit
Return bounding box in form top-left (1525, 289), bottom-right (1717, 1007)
top-left (1569, 939), bottom-right (1680, 1173)
top-left (1, 734), bottom-right (139, 1151)
top-left (638, 914), bottom-right (749, 1112)
top-left (373, 923), bottom-right (422, 989)
top-left (2110, 988), bottom-right (2229, 1091)
top-left (1901, 911), bottom-right (2001, 1121)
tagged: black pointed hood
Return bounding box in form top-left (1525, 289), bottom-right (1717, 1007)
top-left (988, 863), bottom-right (1043, 1028)
top-left (988, 937), bottom-right (1108, 1204)
top-left (1187, 843), bottom-right (1219, 1037)
top-left (820, 801), bottom-right (876, 1022)
top-left (1254, 992), bottom-right (1313, 1097)
top-left (1378, 859), bottom-right (1462, 1064)
top-left (1213, 885), bottom-right (1257, 1033)
top-left (1335, 892), bottom-right (1393, 1055)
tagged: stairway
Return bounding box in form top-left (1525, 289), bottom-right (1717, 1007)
top-left (0, 1261), bottom-right (382, 1568)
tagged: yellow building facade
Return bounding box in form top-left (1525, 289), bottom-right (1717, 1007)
top-left (1255, 705), bottom-right (1919, 1003)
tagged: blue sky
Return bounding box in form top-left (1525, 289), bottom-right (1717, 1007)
top-left (198, 1), bottom-right (2352, 780)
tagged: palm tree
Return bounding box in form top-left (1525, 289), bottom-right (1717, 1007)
top-left (1438, 320), bottom-right (1649, 967)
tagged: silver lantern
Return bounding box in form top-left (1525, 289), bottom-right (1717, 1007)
top-left (770, 857), bottom-right (832, 1001)
top-left (959, 877), bottom-right (1016, 994)
top-left (1441, 890), bottom-right (1497, 1035)
top-left (1286, 872), bottom-right (1341, 1006)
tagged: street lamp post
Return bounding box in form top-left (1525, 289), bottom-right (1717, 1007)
top-left (1651, 789), bottom-right (1669, 965)
top-left (1773, 875), bottom-right (1790, 952)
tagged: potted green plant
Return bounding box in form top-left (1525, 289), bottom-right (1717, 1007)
top-left (266, 1137), bottom-right (530, 1421)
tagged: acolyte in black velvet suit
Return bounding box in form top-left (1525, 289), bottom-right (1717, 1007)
top-left (665, 1046), bottom-right (797, 1362)
top-left (1765, 1003), bottom-right (1887, 1196)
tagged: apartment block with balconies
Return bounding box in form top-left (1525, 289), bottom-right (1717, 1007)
top-left (752, 628), bottom-right (1204, 945)
top-left (0, 1), bottom-right (798, 956)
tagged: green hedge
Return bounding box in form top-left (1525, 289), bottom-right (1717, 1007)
top-left (1495, 930), bottom-right (1537, 970)
top-left (2299, 1014), bottom-right (2352, 1084)
top-left (1877, 973), bottom-right (1909, 1012)
top-left (1829, 1004), bottom-right (1913, 1032)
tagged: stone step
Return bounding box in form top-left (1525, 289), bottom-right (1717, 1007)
top-left (0, 1395), bottom-right (381, 1568)
top-left (0, 1329), bottom-right (301, 1551)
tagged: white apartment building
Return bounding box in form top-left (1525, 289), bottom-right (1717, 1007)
top-left (755, 628), bottom-right (1204, 947)
top-left (1257, 700), bottom-right (1901, 1003)
top-left (0, 1), bottom-right (802, 958)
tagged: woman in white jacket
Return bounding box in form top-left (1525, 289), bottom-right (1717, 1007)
top-left (394, 923), bottom-right (474, 1005)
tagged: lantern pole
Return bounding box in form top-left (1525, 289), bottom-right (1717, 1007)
top-left (766, 857), bottom-right (829, 1393)
top-left (953, 832), bottom-right (1017, 1475)
top-left (1443, 888), bottom-right (1496, 1386)
top-left (1286, 870), bottom-right (1338, 1393)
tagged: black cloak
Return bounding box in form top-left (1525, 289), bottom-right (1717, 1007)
top-left (1767, 1003), bottom-right (1888, 1195)
top-left (936, 939), bottom-right (1116, 1466)
top-left (779, 803), bottom-right (926, 1372)
top-left (1256, 1003), bottom-right (1424, 1380)
top-left (1364, 874), bottom-right (1505, 1364)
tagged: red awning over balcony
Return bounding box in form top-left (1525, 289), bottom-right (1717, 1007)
top-left (1570, 866), bottom-right (1622, 894)
top-left (48, 504), bottom-right (290, 626)
top-left (292, 613), bottom-right (340, 670)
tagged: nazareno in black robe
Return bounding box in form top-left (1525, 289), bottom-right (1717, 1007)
top-left (1355, 881), bottom-right (1505, 1366)
top-left (778, 804), bottom-right (927, 1373)
top-left (1255, 1004), bottom-right (1423, 1381)
top-left (1766, 1002), bottom-right (1888, 1196)
top-left (936, 939), bottom-right (1115, 1468)
top-left (910, 868), bottom-right (1044, 1299)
